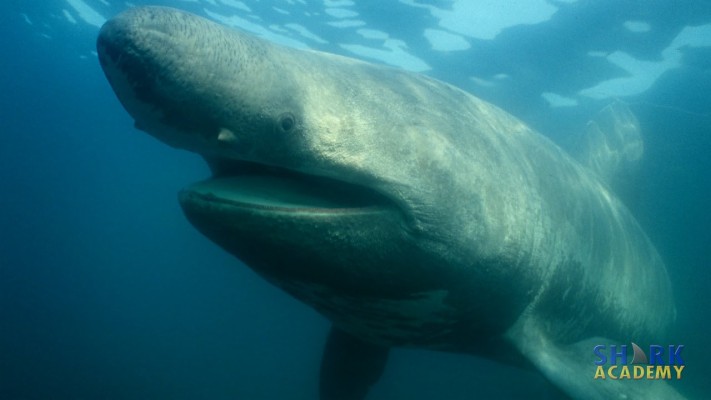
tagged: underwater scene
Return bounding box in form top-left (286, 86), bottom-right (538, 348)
top-left (1, 1), bottom-right (710, 399)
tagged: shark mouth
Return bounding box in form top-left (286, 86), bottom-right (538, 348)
top-left (180, 159), bottom-right (394, 214)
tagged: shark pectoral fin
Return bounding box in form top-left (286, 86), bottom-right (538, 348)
top-left (574, 100), bottom-right (644, 207)
top-left (507, 318), bottom-right (687, 400)
top-left (320, 326), bottom-right (390, 400)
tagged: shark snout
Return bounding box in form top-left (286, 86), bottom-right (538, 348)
top-left (97, 6), bottom-right (308, 160)
top-left (97, 23), bottom-right (154, 110)
top-left (97, 7), bottom-right (235, 151)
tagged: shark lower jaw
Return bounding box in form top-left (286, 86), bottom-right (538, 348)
top-left (176, 160), bottom-right (410, 292)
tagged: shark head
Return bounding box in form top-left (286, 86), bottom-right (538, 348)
top-left (97, 6), bottom-right (530, 345)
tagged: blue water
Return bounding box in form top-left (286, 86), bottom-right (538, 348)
top-left (1, 1), bottom-right (709, 399)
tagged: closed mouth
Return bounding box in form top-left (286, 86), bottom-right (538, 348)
top-left (179, 160), bottom-right (393, 214)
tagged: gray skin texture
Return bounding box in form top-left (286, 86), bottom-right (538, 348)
top-left (97, 6), bottom-right (678, 398)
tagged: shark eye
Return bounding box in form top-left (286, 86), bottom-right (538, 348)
top-left (277, 112), bottom-right (296, 133)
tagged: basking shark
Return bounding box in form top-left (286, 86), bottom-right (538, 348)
top-left (97, 7), bottom-right (683, 399)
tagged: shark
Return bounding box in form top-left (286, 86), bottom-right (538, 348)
top-left (97, 7), bottom-right (683, 399)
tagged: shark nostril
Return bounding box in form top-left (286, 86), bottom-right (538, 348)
top-left (217, 128), bottom-right (238, 144)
